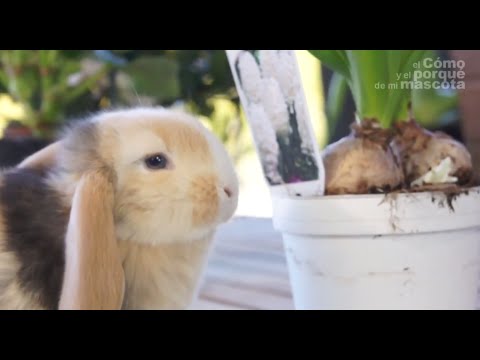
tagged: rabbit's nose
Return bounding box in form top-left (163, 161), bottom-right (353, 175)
top-left (223, 186), bottom-right (233, 198)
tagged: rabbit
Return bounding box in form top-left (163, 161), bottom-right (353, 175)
top-left (0, 107), bottom-right (239, 310)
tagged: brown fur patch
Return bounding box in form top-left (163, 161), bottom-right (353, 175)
top-left (0, 169), bottom-right (67, 309)
top-left (0, 176), bottom-right (38, 310)
top-left (189, 175), bottom-right (219, 226)
top-left (0, 177), bottom-right (16, 307)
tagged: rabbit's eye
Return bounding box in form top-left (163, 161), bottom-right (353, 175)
top-left (145, 154), bottom-right (168, 170)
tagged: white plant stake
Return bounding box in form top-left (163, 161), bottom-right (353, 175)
top-left (226, 50), bottom-right (325, 197)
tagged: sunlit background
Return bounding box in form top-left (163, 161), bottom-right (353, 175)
top-left (0, 50), bottom-right (463, 218)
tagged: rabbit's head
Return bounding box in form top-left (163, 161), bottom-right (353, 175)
top-left (55, 107), bottom-right (239, 245)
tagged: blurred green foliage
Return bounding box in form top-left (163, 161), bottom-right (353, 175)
top-left (0, 50), bottom-right (251, 163)
top-left (411, 50), bottom-right (459, 128)
top-left (0, 50), bottom-right (109, 136)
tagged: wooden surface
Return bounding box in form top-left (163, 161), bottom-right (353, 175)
top-left (191, 216), bottom-right (480, 310)
top-left (192, 217), bottom-right (294, 310)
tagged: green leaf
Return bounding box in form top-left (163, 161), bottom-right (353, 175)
top-left (381, 50), bottom-right (414, 125)
top-left (308, 50), bottom-right (350, 79)
top-left (325, 72), bottom-right (348, 140)
top-left (310, 50), bottom-right (428, 127)
top-left (383, 50), bottom-right (428, 126)
top-left (345, 50), bottom-right (390, 124)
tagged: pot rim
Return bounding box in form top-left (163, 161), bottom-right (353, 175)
top-left (271, 186), bottom-right (480, 236)
top-left (273, 185), bottom-right (480, 202)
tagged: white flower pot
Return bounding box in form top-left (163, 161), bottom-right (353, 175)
top-left (272, 187), bottom-right (480, 310)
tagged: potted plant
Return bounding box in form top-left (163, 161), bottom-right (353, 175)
top-left (269, 50), bottom-right (480, 310)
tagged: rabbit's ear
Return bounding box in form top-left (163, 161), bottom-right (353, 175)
top-left (59, 170), bottom-right (125, 310)
top-left (17, 141), bottom-right (61, 171)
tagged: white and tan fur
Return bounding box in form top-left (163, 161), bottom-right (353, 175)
top-left (0, 107), bottom-right (238, 309)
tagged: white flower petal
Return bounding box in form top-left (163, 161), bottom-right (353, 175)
top-left (293, 93), bottom-right (314, 151)
top-left (259, 50), bottom-right (279, 80)
top-left (259, 50), bottom-right (301, 103)
top-left (411, 157), bottom-right (458, 187)
top-left (247, 104), bottom-right (282, 183)
top-left (262, 78), bottom-right (290, 136)
top-left (237, 51), bottom-right (263, 103)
